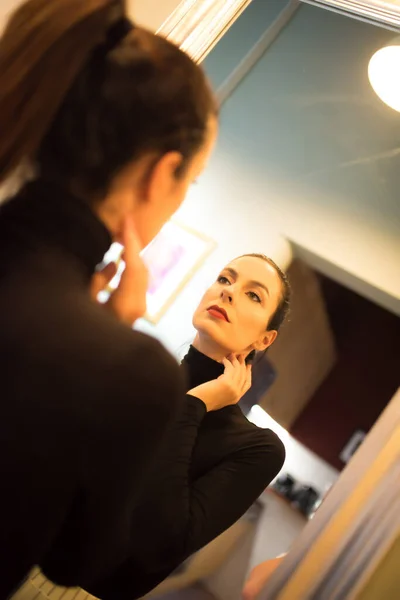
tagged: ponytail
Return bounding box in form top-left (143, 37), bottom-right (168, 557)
top-left (0, 0), bottom-right (126, 184)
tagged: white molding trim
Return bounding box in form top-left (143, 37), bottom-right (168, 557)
top-left (157, 0), bottom-right (253, 63)
top-left (216, 0), bottom-right (300, 105)
top-left (301, 0), bottom-right (400, 31)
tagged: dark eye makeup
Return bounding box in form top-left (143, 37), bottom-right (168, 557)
top-left (217, 275), bottom-right (262, 303)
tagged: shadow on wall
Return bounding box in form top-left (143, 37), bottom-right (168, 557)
top-left (260, 259), bottom-right (337, 430)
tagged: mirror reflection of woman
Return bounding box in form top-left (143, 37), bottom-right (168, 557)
top-left (93, 253), bottom-right (291, 599)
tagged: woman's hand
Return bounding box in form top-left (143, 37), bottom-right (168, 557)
top-left (188, 355), bottom-right (252, 412)
top-left (242, 556), bottom-right (284, 600)
top-left (91, 217), bottom-right (149, 326)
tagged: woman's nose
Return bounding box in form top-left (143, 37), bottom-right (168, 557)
top-left (221, 288), bottom-right (233, 303)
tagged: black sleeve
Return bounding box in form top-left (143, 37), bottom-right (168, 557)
top-left (41, 333), bottom-right (187, 589)
top-left (159, 396), bottom-right (286, 556)
top-left (89, 396), bottom-right (285, 600)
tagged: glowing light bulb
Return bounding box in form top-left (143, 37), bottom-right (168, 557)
top-left (368, 44), bottom-right (400, 112)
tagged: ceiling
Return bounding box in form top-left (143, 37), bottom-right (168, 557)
top-left (190, 0), bottom-right (400, 316)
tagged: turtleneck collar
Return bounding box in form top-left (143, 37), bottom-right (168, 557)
top-left (181, 345), bottom-right (224, 391)
top-left (0, 179), bottom-right (112, 278)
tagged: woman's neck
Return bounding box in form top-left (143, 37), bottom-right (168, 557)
top-left (192, 333), bottom-right (229, 363)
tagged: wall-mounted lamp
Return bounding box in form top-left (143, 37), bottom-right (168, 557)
top-left (368, 37), bottom-right (400, 112)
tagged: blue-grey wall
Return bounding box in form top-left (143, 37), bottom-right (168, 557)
top-left (202, 2), bottom-right (400, 314)
top-left (204, 0), bottom-right (292, 89)
top-left (137, 2), bottom-right (400, 353)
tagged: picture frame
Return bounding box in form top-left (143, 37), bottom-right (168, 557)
top-left (100, 220), bottom-right (216, 324)
top-left (141, 219), bottom-right (216, 324)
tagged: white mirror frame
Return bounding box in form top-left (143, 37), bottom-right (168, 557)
top-left (301, 0), bottom-right (400, 31)
top-left (157, 0), bottom-right (254, 63)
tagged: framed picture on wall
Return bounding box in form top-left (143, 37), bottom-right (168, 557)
top-left (99, 220), bottom-right (216, 324)
top-left (141, 220), bottom-right (216, 323)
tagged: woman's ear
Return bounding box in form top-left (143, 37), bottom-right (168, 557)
top-left (255, 330), bottom-right (277, 352)
top-left (145, 151), bottom-right (183, 206)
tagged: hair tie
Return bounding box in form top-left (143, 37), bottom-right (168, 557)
top-left (103, 17), bottom-right (134, 53)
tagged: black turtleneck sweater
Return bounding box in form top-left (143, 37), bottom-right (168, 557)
top-left (0, 181), bottom-right (187, 599)
top-left (88, 346), bottom-right (285, 600)
top-left (0, 181), bottom-right (285, 600)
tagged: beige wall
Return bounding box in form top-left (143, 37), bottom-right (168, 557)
top-left (261, 260), bottom-right (337, 430)
top-left (128, 0), bottom-right (184, 32)
top-left (0, 0), bottom-right (19, 33)
top-left (0, 1), bottom-right (185, 34)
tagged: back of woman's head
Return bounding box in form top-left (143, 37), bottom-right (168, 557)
top-left (0, 0), bottom-right (217, 200)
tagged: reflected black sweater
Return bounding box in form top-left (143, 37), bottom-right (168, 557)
top-left (0, 180), bottom-right (285, 600)
top-left (89, 347), bottom-right (286, 600)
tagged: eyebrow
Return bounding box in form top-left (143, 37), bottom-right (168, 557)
top-left (223, 267), bottom-right (270, 297)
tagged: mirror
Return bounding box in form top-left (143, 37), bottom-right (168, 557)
top-left (134, 1), bottom-right (399, 598)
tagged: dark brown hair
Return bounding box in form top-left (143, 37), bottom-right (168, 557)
top-left (0, 0), bottom-right (217, 200)
top-left (238, 253), bottom-right (291, 332)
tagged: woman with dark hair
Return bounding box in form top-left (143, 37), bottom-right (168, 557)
top-left (88, 253), bottom-right (291, 599)
top-left (0, 1), bottom-right (291, 598)
top-left (0, 0), bottom-right (226, 597)
top-left (21, 253), bottom-right (290, 600)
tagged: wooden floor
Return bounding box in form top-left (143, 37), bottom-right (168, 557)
top-left (12, 574), bottom-right (216, 600)
top-left (156, 586), bottom-right (216, 600)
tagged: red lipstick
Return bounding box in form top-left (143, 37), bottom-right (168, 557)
top-left (207, 305), bottom-right (229, 322)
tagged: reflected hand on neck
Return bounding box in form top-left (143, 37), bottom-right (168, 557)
top-left (193, 333), bottom-right (251, 364)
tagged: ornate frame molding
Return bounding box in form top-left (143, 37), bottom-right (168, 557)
top-left (301, 0), bottom-right (400, 31)
top-left (157, 0), bottom-right (254, 63)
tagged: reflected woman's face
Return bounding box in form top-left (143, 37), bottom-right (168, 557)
top-left (192, 256), bottom-right (282, 357)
